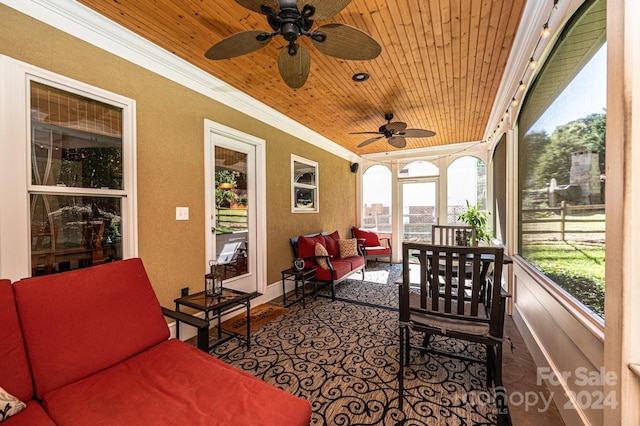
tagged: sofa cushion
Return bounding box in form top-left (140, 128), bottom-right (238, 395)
top-left (314, 243), bottom-right (330, 269)
top-left (0, 280), bottom-right (33, 403)
top-left (14, 258), bottom-right (170, 399)
top-left (0, 386), bottom-right (25, 422)
top-left (323, 231), bottom-right (341, 257)
top-left (338, 238), bottom-right (359, 258)
top-left (340, 254), bottom-right (365, 271)
top-left (42, 339), bottom-right (311, 426)
top-left (297, 234), bottom-right (325, 267)
top-left (352, 227), bottom-right (381, 247)
top-left (364, 246), bottom-right (392, 256)
top-left (1, 401), bottom-right (55, 426)
top-left (314, 259), bottom-right (352, 282)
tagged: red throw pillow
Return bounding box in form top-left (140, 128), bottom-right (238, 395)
top-left (297, 234), bottom-right (326, 260)
top-left (352, 227), bottom-right (381, 247)
top-left (323, 231), bottom-right (341, 257)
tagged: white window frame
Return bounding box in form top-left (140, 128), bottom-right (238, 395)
top-left (291, 154), bottom-right (318, 213)
top-left (0, 55), bottom-right (137, 281)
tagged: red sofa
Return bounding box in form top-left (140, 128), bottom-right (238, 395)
top-left (0, 259), bottom-right (311, 425)
top-left (351, 227), bottom-right (392, 264)
top-left (290, 231), bottom-right (365, 300)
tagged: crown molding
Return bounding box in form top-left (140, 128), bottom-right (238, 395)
top-left (0, 0), bottom-right (359, 162)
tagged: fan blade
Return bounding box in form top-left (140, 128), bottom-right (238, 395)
top-left (388, 136), bottom-right (407, 149)
top-left (302, 0), bottom-right (351, 20)
top-left (312, 24), bottom-right (381, 60)
top-left (357, 136), bottom-right (384, 148)
top-left (385, 121), bottom-right (407, 132)
top-left (349, 131), bottom-right (383, 135)
top-left (400, 128), bottom-right (436, 138)
top-left (278, 45), bottom-right (310, 88)
top-left (205, 31), bottom-right (272, 59)
top-left (235, 0), bottom-right (279, 14)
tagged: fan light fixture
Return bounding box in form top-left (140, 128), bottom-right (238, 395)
top-left (205, 0), bottom-right (381, 89)
top-left (351, 113), bottom-right (435, 149)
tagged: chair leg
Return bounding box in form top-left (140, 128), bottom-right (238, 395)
top-left (398, 325), bottom-right (406, 410)
top-left (495, 342), bottom-right (503, 387)
top-left (486, 344), bottom-right (495, 388)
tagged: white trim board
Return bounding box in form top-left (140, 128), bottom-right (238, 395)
top-left (1, 0), bottom-right (359, 163)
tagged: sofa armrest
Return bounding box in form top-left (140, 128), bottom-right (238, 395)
top-left (380, 237), bottom-right (391, 248)
top-left (162, 307), bottom-right (210, 353)
top-left (355, 238), bottom-right (367, 255)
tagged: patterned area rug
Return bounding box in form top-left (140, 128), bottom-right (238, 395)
top-left (213, 263), bottom-right (499, 425)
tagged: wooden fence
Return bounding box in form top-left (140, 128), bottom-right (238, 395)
top-left (521, 202), bottom-right (605, 241)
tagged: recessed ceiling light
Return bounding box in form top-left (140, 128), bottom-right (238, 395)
top-left (352, 72), bottom-right (369, 82)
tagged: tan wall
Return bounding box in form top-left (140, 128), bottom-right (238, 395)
top-left (0, 5), bottom-right (356, 306)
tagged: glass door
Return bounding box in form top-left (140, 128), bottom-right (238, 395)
top-left (401, 180), bottom-right (438, 242)
top-left (207, 130), bottom-right (261, 294)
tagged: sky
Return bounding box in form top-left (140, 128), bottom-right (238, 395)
top-left (530, 44), bottom-right (607, 134)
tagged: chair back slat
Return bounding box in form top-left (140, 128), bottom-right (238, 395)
top-left (431, 225), bottom-right (477, 247)
top-left (402, 242), bottom-right (504, 328)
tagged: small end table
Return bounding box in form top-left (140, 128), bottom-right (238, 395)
top-left (281, 267), bottom-right (317, 308)
top-left (174, 288), bottom-right (256, 350)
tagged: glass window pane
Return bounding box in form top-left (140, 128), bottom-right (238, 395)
top-left (30, 81), bottom-right (123, 189)
top-left (398, 160), bottom-right (438, 177)
top-left (518, 0), bottom-right (606, 318)
top-left (447, 156), bottom-right (487, 224)
top-left (291, 155), bottom-right (318, 213)
top-left (30, 194), bottom-right (122, 276)
top-left (362, 165), bottom-right (392, 233)
top-left (214, 146), bottom-right (249, 280)
top-left (293, 161), bottom-right (316, 185)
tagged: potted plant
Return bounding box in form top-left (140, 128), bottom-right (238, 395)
top-left (456, 200), bottom-right (491, 244)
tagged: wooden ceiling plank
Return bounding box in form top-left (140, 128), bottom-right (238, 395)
top-left (75, 0), bottom-right (527, 153)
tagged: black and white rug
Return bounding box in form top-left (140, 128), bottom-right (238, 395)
top-left (213, 263), bottom-right (499, 425)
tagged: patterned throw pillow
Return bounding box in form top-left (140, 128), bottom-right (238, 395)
top-left (315, 243), bottom-right (330, 269)
top-left (0, 386), bottom-right (26, 422)
top-left (338, 238), bottom-right (359, 258)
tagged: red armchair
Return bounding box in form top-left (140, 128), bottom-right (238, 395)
top-left (351, 227), bottom-right (392, 264)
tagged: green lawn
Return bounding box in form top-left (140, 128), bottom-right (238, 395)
top-left (522, 240), bottom-right (605, 317)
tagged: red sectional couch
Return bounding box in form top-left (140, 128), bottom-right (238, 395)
top-left (290, 231), bottom-right (365, 300)
top-left (0, 259), bottom-right (311, 425)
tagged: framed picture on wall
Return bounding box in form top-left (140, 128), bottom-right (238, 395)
top-left (291, 155), bottom-right (318, 213)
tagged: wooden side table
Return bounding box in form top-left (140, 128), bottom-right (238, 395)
top-left (281, 267), bottom-right (316, 308)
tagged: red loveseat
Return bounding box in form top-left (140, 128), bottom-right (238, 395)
top-left (290, 231), bottom-right (365, 300)
top-left (351, 227), bottom-right (392, 264)
top-left (0, 259), bottom-right (311, 425)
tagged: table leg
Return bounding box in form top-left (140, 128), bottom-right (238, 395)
top-left (282, 274), bottom-right (287, 306)
top-left (175, 302), bottom-right (181, 340)
top-left (245, 301), bottom-right (251, 349)
top-left (215, 310), bottom-right (222, 340)
top-left (301, 277), bottom-right (306, 308)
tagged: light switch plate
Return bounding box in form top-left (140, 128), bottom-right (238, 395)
top-left (176, 207), bottom-right (189, 221)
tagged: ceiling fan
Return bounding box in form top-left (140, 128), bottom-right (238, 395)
top-left (352, 113), bottom-right (436, 149)
top-left (204, 0), bottom-right (381, 89)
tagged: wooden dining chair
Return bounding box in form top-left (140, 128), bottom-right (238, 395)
top-left (398, 242), bottom-right (511, 424)
top-left (431, 224), bottom-right (477, 246)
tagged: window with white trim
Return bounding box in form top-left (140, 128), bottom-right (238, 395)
top-left (291, 155), bottom-right (318, 213)
top-left (0, 56), bottom-right (137, 280)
